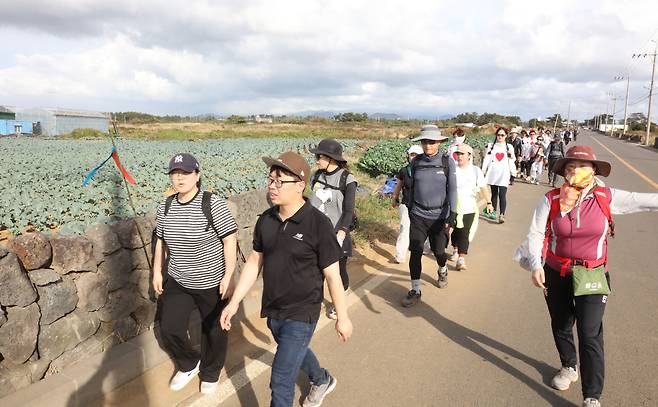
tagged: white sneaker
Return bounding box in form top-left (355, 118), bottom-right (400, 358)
top-left (169, 361), bottom-right (200, 391)
top-left (456, 257), bottom-right (467, 271)
top-left (449, 249), bottom-right (459, 263)
top-left (582, 398), bottom-right (601, 407)
top-left (327, 305), bottom-right (337, 320)
top-left (200, 380), bottom-right (219, 394)
top-left (551, 366), bottom-right (578, 391)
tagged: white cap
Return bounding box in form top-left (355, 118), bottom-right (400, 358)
top-left (407, 145), bottom-right (423, 155)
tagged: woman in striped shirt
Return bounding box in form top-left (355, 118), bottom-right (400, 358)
top-left (152, 153), bottom-right (238, 395)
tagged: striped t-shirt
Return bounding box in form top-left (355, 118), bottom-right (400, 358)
top-left (155, 191), bottom-right (237, 289)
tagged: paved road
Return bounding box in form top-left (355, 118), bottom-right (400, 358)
top-left (100, 131), bottom-right (658, 407)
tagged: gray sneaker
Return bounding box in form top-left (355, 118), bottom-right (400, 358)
top-left (401, 290), bottom-right (421, 307)
top-left (303, 374), bottom-right (337, 407)
top-left (551, 365), bottom-right (578, 390)
top-left (437, 266), bottom-right (448, 288)
top-left (582, 398), bottom-right (601, 407)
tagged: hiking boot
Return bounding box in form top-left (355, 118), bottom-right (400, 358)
top-left (456, 257), bottom-right (467, 271)
top-left (450, 249), bottom-right (459, 263)
top-left (437, 266), bottom-right (448, 288)
top-left (200, 380), bottom-right (219, 394)
top-left (498, 214), bottom-right (505, 224)
top-left (326, 305), bottom-right (337, 320)
top-left (582, 398), bottom-right (601, 407)
top-left (401, 290), bottom-right (421, 307)
top-left (303, 374), bottom-right (337, 407)
top-left (170, 361), bottom-right (200, 391)
top-left (550, 366), bottom-right (578, 391)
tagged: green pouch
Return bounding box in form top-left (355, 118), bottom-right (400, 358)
top-left (572, 265), bottom-right (610, 296)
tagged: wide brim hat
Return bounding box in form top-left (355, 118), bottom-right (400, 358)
top-left (552, 145), bottom-right (611, 177)
top-left (309, 138), bottom-right (346, 162)
top-left (412, 127), bottom-right (449, 142)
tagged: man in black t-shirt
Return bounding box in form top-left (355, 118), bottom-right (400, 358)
top-left (221, 151), bottom-right (353, 407)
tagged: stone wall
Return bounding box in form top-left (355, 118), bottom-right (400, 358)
top-left (0, 188), bottom-right (269, 398)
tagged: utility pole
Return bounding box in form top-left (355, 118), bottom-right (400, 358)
top-left (566, 101), bottom-right (571, 129)
top-left (633, 40), bottom-right (657, 145)
top-left (615, 74), bottom-right (631, 137)
top-left (609, 96), bottom-right (621, 137)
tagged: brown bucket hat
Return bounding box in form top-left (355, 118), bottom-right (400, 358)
top-left (552, 145), bottom-right (612, 177)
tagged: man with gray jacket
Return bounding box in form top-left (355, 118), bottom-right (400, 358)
top-left (401, 125), bottom-right (457, 307)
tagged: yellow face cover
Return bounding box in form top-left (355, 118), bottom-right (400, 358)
top-left (560, 167), bottom-right (595, 213)
top-left (567, 166), bottom-right (595, 189)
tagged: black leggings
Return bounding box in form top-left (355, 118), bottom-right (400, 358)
top-left (489, 185), bottom-right (508, 215)
top-left (450, 213), bottom-right (475, 255)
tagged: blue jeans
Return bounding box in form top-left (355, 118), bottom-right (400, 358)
top-left (267, 318), bottom-right (329, 407)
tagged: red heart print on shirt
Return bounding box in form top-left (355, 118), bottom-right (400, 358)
top-left (495, 152), bottom-right (505, 161)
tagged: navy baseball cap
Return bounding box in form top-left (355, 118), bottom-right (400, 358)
top-left (168, 153), bottom-right (200, 174)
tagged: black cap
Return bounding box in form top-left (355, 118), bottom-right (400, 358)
top-left (168, 153), bottom-right (199, 174)
top-left (309, 139), bottom-right (346, 162)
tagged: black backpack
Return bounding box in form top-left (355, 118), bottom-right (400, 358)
top-left (151, 191), bottom-right (245, 270)
top-left (408, 152), bottom-right (451, 211)
top-left (311, 170), bottom-right (359, 231)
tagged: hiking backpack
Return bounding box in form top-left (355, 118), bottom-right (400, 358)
top-left (311, 170), bottom-right (359, 231)
top-left (151, 191), bottom-right (245, 270)
top-left (407, 152), bottom-right (451, 212)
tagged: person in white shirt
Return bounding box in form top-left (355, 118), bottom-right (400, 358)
top-left (448, 144), bottom-right (493, 270)
top-left (481, 127), bottom-right (516, 223)
top-left (447, 128), bottom-right (468, 165)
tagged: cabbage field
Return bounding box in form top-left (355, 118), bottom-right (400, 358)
top-left (0, 137), bottom-right (358, 235)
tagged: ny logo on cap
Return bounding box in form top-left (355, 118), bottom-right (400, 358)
top-left (174, 155), bottom-right (183, 163)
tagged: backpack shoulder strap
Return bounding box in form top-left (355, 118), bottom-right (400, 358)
top-left (442, 152), bottom-right (450, 177)
top-left (310, 172), bottom-right (319, 189)
top-left (164, 194), bottom-right (176, 216)
top-left (339, 169), bottom-right (350, 193)
top-left (201, 191), bottom-right (218, 235)
top-left (542, 188), bottom-right (562, 258)
top-left (593, 186), bottom-right (614, 237)
top-left (486, 143), bottom-right (493, 155)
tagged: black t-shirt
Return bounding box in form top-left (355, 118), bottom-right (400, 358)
top-left (396, 165), bottom-right (413, 206)
top-left (253, 200), bottom-right (342, 322)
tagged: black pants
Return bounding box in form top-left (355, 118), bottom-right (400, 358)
top-left (408, 213), bottom-right (449, 280)
top-left (520, 160), bottom-right (532, 177)
top-left (450, 213), bottom-right (475, 255)
top-left (548, 158), bottom-right (560, 185)
top-left (159, 278), bottom-right (229, 382)
top-left (544, 265), bottom-right (610, 400)
top-left (339, 257), bottom-right (349, 290)
top-left (489, 185), bottom-right (508, 215)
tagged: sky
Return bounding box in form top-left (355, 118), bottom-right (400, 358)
top-left (1, 0), bottom-right (657, 121)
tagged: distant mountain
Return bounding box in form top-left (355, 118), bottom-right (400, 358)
top-left (289, 111), bottom-right (454, 120)
top-left (369, 113), bottom-right (402, 120)
top-left (290, 110), bottom-right (337, 118)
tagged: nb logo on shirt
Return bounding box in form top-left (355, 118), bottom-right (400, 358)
top-left (292, 233), bottom-right (304, 241)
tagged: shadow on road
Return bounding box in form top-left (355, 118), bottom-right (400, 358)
top-left (371, 277), bottom-right (576, 407)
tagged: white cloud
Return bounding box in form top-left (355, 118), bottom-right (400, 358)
top-left (0, 0), bottom-right (657, 119)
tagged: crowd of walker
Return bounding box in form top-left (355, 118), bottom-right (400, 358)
top-left (151, 125), bottom-right (657, 407)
